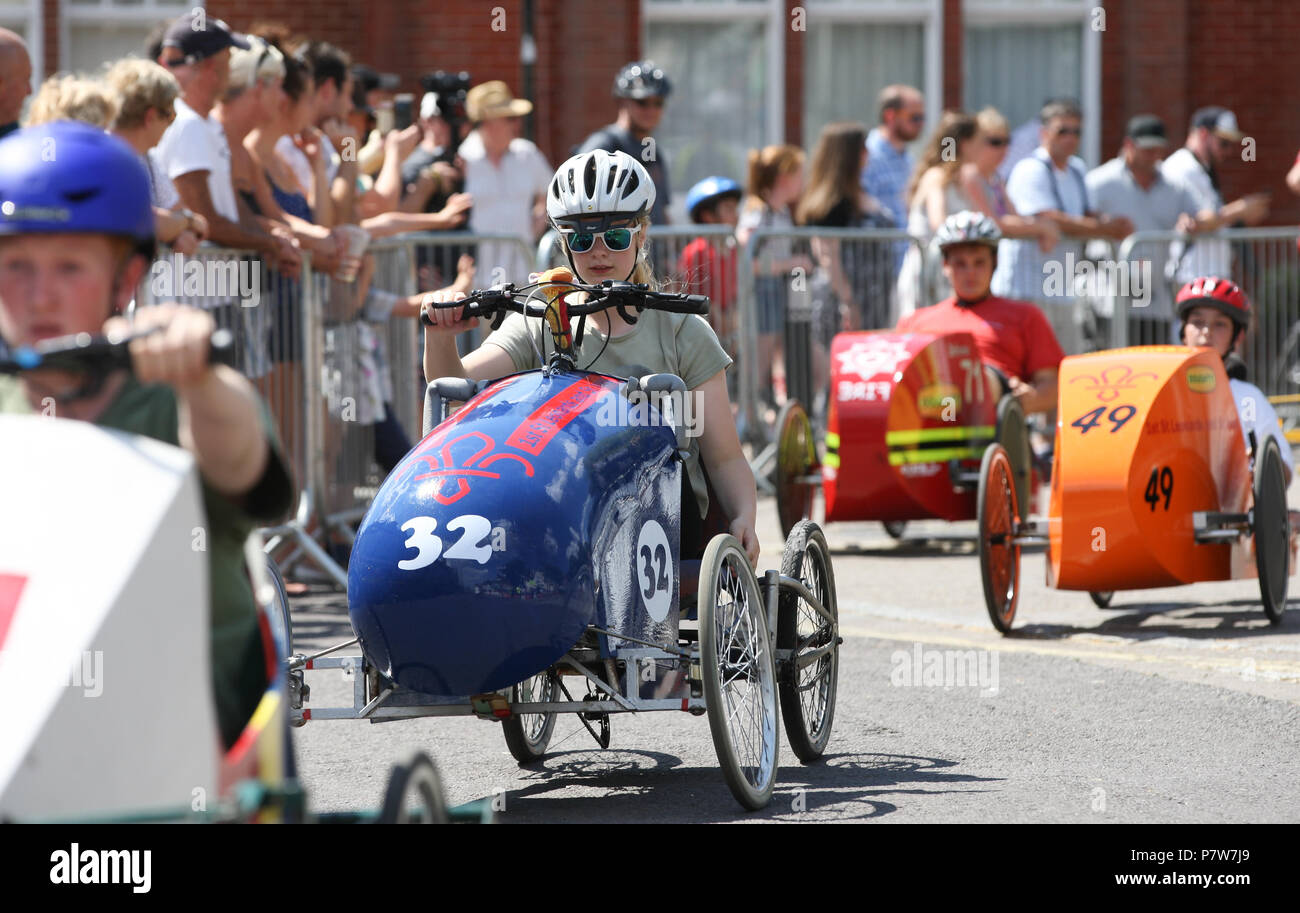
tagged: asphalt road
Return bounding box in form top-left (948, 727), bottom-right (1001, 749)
top-left (289, 487), bottom-right (1300, 823)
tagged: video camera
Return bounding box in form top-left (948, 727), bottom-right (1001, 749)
top-left (420, 70), bottom-right (471, 129)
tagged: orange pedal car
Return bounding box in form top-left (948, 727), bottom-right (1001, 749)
top-left (978, 345), bottom-right (1297, 633)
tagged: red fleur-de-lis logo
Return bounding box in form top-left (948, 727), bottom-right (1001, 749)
top-left (1069, 364), bottom-right (1158, 402)
top-left (409, 431), bottom-right (535, 505)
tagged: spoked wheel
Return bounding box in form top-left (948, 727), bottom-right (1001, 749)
top-left (264, 554), bottom-right (292, 659)
top-left (882, 521), bottom-right (908, 540)
top-left (501, 669), bottom-right (559, 763)
top-left (1089, 591), bottom-right (1114, 609)
top-left (995, 394), bottom-right (1032, 518)
top-left (775, 400), bottom-right (818, 540)
top-left (778, 520), bottom-right (839, 763)
top-left (378, 751), bottom-right (449, 823)
top-left (1253, 438), bottom-right (1290, 625)
top-left (698, 534), bottom-right (780, 810)
top-left (978, 443), bottom-right (1021, 634)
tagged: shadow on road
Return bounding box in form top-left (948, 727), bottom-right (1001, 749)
top-left (1011, 600), bottom-right (1287, 643)
top-left (482, 748), bottom-right (999, 822)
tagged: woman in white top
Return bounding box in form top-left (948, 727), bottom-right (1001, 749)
top-left (895, 111), bottom-right (979, 320)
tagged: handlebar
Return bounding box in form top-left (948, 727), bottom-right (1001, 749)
top-left (0, 327), bottom-right (236, 379)
top-left (419, 279), bottom-right (709, 330)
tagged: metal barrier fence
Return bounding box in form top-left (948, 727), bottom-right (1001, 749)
top-left (1111, 228), bottom-right (1300, 397)
top-left (132, 232), bottom-right (533, 591)
top-left (131, 223), bottom-right (1298, 582)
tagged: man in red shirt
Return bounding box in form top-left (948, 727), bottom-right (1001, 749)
top-left (897, 210), bottom-right (1064, 414)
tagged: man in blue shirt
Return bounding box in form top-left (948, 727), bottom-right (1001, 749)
top-left (861, 84), bottom-right (923, 232)
top-left (861, 84), bottom-right (924, 274)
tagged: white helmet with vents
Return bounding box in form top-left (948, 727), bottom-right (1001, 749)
top-left (547, 149), bottom-right (656, 233)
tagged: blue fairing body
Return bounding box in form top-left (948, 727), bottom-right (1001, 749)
top-left (348, 369), bottom-right (682, 696)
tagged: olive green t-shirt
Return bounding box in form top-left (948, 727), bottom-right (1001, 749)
top-left (484, 308), bottom-right (732, 518)
top-left (0, 375), bottom-right (294, 749)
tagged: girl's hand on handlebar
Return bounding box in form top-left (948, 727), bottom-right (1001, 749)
top-left (104, 305), bottom-right (217, 391)
top-left (421, 290), bottom-right (479, 333)
top-left (730, 518), bottom-right (760, 568)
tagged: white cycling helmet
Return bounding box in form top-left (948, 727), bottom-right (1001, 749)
top-left (934, 210), bottom-right (1002, 255)
top-left (547, 149), bottom-right (656, 234)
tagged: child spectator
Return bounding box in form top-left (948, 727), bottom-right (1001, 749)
top-left (678, 176), bottom-right (741, 354)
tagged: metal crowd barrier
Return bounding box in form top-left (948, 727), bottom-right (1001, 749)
top-left (1111, 227), bottom-right (1300, 398)
top-left (132, 232), bottom-right (534, 593)
top-left (735, 226), bottom-right (925, 485)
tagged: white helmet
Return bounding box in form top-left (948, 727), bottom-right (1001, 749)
top-left (934, 210), bottom-right (1002, 254)
top-left (547, 149), bottom-right (656, 233)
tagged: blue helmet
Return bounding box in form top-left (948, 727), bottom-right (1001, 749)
top-left (0, 122), bottom-right (155, 258)
top-left (684, 176), bottom-right (741, 222)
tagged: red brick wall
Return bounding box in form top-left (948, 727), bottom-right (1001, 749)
top-left (942, 0), bottom-right (962, 111)
top-left (209, 0), bottom-right (636, 170)
top-left (784, 0), bottom-right (803, 145)
top-left (1100, 0), bottom-right (1300, 225)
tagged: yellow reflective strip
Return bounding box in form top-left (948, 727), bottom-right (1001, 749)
top-left (887, 447), bottom-right (983, 466)
top-left (823, 453), bottom-right (841, 468)
top-left (824, 431), bottom-right (840, 449)
top-left (885, 425), bottom-right (995, 445)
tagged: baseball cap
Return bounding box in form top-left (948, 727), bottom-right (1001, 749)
top-left (1125, 114), bottom-right (1168, 148)
top-left (161, 14), bottom-right (249, 64)
top-left (1192, 106), bottom-right (1244, 142)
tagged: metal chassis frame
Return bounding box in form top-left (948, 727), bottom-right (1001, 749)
top-left (293, 571), bottom-right (837, 725)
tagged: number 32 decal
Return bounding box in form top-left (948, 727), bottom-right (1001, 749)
top-left (398, 514), bottom-right (494, 569)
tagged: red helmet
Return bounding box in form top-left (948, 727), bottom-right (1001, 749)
top-left (1175, 276), bottom-right (1251, 329)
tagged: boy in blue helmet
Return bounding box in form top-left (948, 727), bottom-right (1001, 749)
top-left (678, 176), bottom-right (741, 351)
top-left (0, 122), bottom-right (294, 750)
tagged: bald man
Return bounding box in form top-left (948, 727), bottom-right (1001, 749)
top-left (0, 28), bottom-right (31, 138)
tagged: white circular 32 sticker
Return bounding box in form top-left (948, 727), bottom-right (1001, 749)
top-left (635, 519), bottom-right (673, 622)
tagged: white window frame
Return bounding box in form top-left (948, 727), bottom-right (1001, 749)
top-left (802, 0), bottom-right (943, 143)
top-left (642, 0), bottom-right (785, 147)
top-left (964, 0), bottom-right (1101, 167)
top-left (60, 0), bottom-right (199, 72)
top-left (0, 0), bottom-right (43, 91)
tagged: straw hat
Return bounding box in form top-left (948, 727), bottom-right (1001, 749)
top-left (466, 80), bottom-right (533, 123)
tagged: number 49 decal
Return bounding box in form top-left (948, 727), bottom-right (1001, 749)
top-left (1071, 404), bottom-right (1137, 434)
top-left (398, 514), bottom-right (504, 569)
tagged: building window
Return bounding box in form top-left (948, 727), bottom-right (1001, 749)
top-left (644, 0), bottom-right (783, 222)
top-left (802, 1), bottom-right (940, 150)
top-left (61, 0), bottom-right (190, 74)
top-left (962, 0), bottom-right (1100, 166)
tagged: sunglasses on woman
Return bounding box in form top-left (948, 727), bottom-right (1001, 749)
top-left (560, 224), bottom-right (641, 253)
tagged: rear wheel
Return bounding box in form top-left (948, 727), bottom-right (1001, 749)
top-left (378, 752), bottom-right (449, 823)
top-left (778, 521), bottom-right (839, 762)
top-left (1253, 438), bottom-right (1290, 624)
top-left (775, 401), bottom-right (818, 540)
top-left (978, 443), bottom-right (1021, 633)
top-left (1089, 591), bottom-right (1114, 609)
top-left (264, 555), bottom-right (292, 659)
top-left (882, 521), bottom-right (908, 540)
top-left (996, 395), bottom-right (1032, 518)
top-left (699, 535), bottom-right (779, 810)
top-left (501, 669), bottom-right (559, 763)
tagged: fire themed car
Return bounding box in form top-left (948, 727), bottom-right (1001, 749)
top-left (773, 330), bottom-right (1034, 541)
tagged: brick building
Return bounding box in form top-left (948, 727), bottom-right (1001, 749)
top-left (9, 0), bottom-right (1298, 223)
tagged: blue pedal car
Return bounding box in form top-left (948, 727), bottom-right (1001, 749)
top-left (292, 279), bottom-right (841, 810)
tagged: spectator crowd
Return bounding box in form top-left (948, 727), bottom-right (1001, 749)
top-left (0, 14), bottom-right (1286, 451)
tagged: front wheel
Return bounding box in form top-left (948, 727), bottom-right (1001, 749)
top-left (978, 443), bottom-right (1021, 633)
top-left (778, 521), bottom-right (839, 762)
top-left (1089, 591), bottom-right (1114, 609)
top-left (378, 752), bottom-right (449, 823)
top-left (501, 669), bottom-right (559, 763)
top-left (699, 535), bottom-right (780, 810)
top-left (774, 401), bottom-right (818, 540)
top-left (1253, 438), bottom-right (1290, 624)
